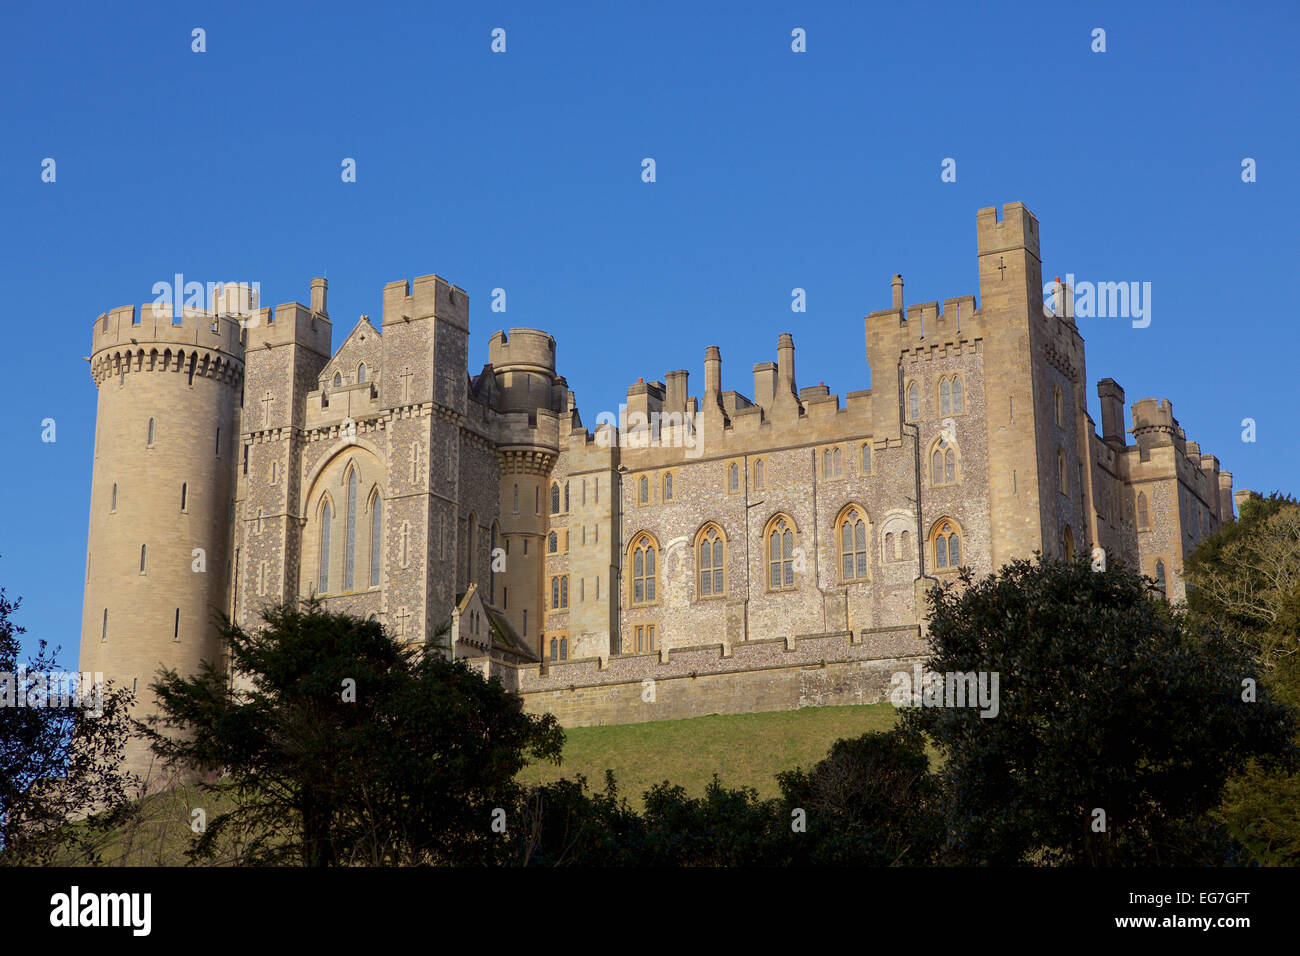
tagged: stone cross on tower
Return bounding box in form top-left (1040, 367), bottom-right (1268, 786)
top-left (395, 605), bottom-right (411, 639)
top-left (260, 391), bottom-right (274, 426)
top-left (400, 366), bottom-right (413, 404)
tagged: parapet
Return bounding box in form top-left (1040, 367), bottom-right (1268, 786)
top-left (976, 202), bottom-right (1040, 257)
top-left (1131, 397), bottom-right (1177, 432)
top-left (382, 273), bottom-right (469, 332)
top-left (91, 303), bottom-right (244, 359)
top-left (489, 328), bottom-right (556, 374)
top-left (244, 301), bottom-right (332, 357)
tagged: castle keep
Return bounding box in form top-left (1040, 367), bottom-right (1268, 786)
top-left (80, 203), bottom-right (1237, 778)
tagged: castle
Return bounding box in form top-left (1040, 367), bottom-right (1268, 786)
top-left (79, 203), bottom-right (1242, 779)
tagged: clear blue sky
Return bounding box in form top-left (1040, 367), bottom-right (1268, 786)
top-left (1, 0), bottom-right (1296, 664)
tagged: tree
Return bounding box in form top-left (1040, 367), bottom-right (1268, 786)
top-left (146, 600), bottom-right (564, 865)
top-left (0, 586), bottom-right (136, 865)
top-left (775, 727), bottom-right (943, 865)
top-left (903, 556), bottom-right (1297, 865)
top-left (1185, 493), bottom-right (1300, 864)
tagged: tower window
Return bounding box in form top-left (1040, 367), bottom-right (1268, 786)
top-left (906, 383), bottom-right (919, 421)
top-left (215, 427), bottom-right (220, 457)
top-left (111, 483), bottom-right (117, 511)
top-left (139, 544), bottom-right (147, 573)
top-left (147, 418), bottom-right (156, 446)
top-left (173, 608), bottom-right (180, 641)
top-left (101, 608), bottom-right (107, 642)
top-left (180, 483), bottom-right (187, 511)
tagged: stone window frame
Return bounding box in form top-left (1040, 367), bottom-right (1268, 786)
top-left (905, 381), bottom-right (920, 422)
top-left (695, 521), bottom-right (727, 600)
top-left (930, 517), bottom-right (963, 573)
top-left (636, 473), bottom-right (653, 508)
top-left (928, 435), bottom-right (960, 487)
top-left (1057, 446), bottom-right (1069, 498)
top-left (836, 504), bottom-right (871, 583)
top-left (821, 444), bottom-right (845, 479)
top-left (1136, 490), bottom-right (1151, 530)
top-left (859, 442), bottom-right (873, 476)
top-left (725, 460), bottom-right (742, 495)
top-left (633, 623), bottom-right (657, 654)
top-left (764, 513), bottom-right (799, 592)
top-left (753, 457), bottom-right (766, 490)
top-left (628, 531), bottom-right (660, 607)
top-left (938, 373), bottom-right (965, 416)
top-left (662, 469), bottom-right (676, 503)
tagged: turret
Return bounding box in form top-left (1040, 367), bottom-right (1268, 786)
top-left (81, 303), bottom-right (244, 788)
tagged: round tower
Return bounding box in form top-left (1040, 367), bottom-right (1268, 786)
top-left (488, 329), bottom-right (559, 655)
top-left (80, 301), bottom-right (244, 787)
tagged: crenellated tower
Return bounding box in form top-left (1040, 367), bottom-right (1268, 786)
top-left (80, 301), bottom-right (244, 786)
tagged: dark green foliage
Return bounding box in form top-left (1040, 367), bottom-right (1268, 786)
top-left (903, 555), bottom-right (1297, 865)
top-left (507, 727), bottom-right (941, 866)
top-left (0, 587), bottom-right (136, 865)
top-left (1185, 493), bottom-right (1300, 864)
top-left (147, 601), bottom-right (563, 865)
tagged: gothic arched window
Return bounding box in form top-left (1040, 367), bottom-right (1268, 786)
top-left (767, 516), bottom-right (796, 589)
top-left (357, 363), bottom-right (367, 383)
top-left (839, 508), bottom-right (869, 582)
top-left (319, 499), bottom-right (332, 592)
top-left (344, 469), bottom-right (358, 590)
top-left (906, 383), bottom-right (919, 421)
top-left (630, 534), bottom-right (657, 605)
top-left (548, 532), bottom-right (557, 553)
top-left (940, 379), bottom-right (951, 415)
top-left (1136, 492), bottom-right (1150, 528)
top-left (933, 520), bottom-right (961, 570)
top-left (551, 483), bottom-right (561, 514)
top-left (369, 493), bottom-right (382, 587)
top-left (697, 524), bottom-right (724, 597)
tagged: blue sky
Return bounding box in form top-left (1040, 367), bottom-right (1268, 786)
top-left (1, 0), bottom-right (1296, 663)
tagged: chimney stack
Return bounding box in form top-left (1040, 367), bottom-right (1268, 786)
top-left (311, 277), bottom-right (328, 316)
top-left (891, 274), bottom-right (904, 311)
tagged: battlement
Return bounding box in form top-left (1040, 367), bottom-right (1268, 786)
top-left (91, 303), bottom-right (244, 359)
top-left (489, 328), bottom-right (557, 373)
top-left (1131, 397), bottom-right (1177, 432)
top-left (244, 302), bottom-right (333, 356)
top-left (976, 202), bottom-right (1040, 257)
top-left (381, 273), bottom-right (469, 331)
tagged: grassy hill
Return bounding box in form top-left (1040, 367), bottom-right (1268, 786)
top-left (518, 703), bottom-right (900, 805)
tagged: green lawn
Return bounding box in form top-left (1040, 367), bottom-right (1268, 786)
top-left (517, 703), bottom-right (900, 805)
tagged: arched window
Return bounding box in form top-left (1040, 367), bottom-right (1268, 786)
top-left (1054, 385), bottom-right (1064, 426)
top-left (823, 449), bottom-right (832, 476)
top-left (147, 418), bottom-right (156, 446)
top-left (551, 483), bottom-right (561, 514)
top-left (697, 524), bottom-right (724, 597)
top-left (550, 638), bottom-right (558, 661)
top-left (833, 448), bottom-right (842, 475)
top-left (344, 469), bottom-right (358, 590)
top-left (560, 637), bottom-right (567, 659)
top-left (180, 482), bottom-right (187, 511)
top-left (638, 476), bottom-right (649, 505)
top-left (1062, 525), bottom-right (1075, 561)
top-left (839, 508), bottom-right (869, 581)
top-left (630, 534), bottom-right (657, 605)
top-left (111, 483), bottom-right (117, 511)
top-left (333, 372), bottom-right (342, 387)
top-left (885, 531), bottom-right (896, 561)
top-left (101, 608), bottom-right (108, 642)
top-left (767, 517), bottom-right (796, 589)
top-left (139, 544), bottom-right (146, 573)
top-left (565, 482), bottom-right (570, 512)
top-left (1058, 447), bottom-right (1068, 496)
top-left (1136, 492), bottom-right (1150, 528)
top-left (940, 379), bottom-right (951, 415)
top-left (513, 484), bottom-right (519, 514)
top-left (861, 444), bottom-right (871, 474)
top-left (932, 446), bottom-right (956, 485)
top-left (1154, 559), bottom-right (1167, 594)
top-left (561, 576), bottom-right (568, 608)
top-left (754, 459), bottom-right (764, 489)
top-left (728, 463), bottom-right (739, 492)
top-left (357, 363), bottom-right (367, 383)
top-left (319, 499), bottom-right (332, 592)
top-left (951, 376), bottom-right (963, 413)
top-left (552, 577), bottom-right (560, 609)
top-left (906, 383), bottom-right (919, 421)
top-left (901, 530), bottom-right (911, 559)
top-left (933, 520), bottom-right (961, 570)
top-left (548, 532), bottom-right (557, 553)
top-left (369, 493), bottom-right (382, 587)
top-left (663, 472), bottom-right (673, 501)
